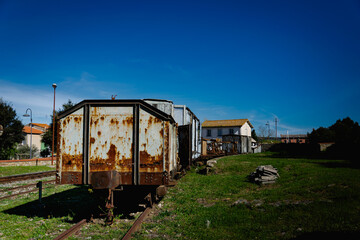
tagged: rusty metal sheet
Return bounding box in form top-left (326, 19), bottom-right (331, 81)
top-left (90, 170), bottom-right (121, 189)
top-left (89, 106), bottom-right (133, 173)
top-left (61, 172), bottom-right (82, 185)
top-left (139, 109), bottom-right (164, 176)
top-left (168, 123), bottom-right (178, 176)
top-left (139, 172), bottom-right (165, 185)
top-left (178, 124), bottom-right (191, 170)
top-left (58, 108), bottom-right (84, 181)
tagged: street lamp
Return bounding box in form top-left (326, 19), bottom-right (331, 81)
top-left (52, 83), bottom-right (57, 165)
top-left (23, 108), bottom-right (33, 159)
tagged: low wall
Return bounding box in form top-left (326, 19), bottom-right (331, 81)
top-left (0, 157), bottom-right (56, 167)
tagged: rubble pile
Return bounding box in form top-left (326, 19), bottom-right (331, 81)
top-left (249, 165), bottom-right (279, 185)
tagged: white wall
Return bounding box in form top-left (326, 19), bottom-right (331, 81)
top-left (173, 107), bottom-right (184, 125)
top-left (202, 127), bottom-right (241, 139)
top-left (240, 122), bottom-right (252, 137)
top-left (24, 134), bottom-right (42, 151)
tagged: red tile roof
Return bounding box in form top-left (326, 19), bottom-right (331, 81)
top-left (32, 123), bottom-right (50, 129)
top-left (23, 126), bottom-right (43, 134)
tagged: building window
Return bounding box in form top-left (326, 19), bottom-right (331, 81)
top-left (218, 128), bottom-right (222, 136)
top-left (229, 129), bottom-right (234, 135)
top-left (206, 129), bottom-right (211, 137)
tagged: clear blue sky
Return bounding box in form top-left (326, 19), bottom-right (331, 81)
top-left (1, 0), bottom-right (359, 136)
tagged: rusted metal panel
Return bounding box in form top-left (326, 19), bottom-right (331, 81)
top-left (89, 106), bottom-right (133, 174)
top-left (139, 108), bottom-right (164, 184)
top-left (61, 172), bottom-right (82, 185)
top-left (139, 172), bottom-right (166, 185)
top-left (90, 170), bottom-right (121, 189)
top-left (58, 108), bottom-right (84, 184)
top-left (57, 99), bottom-right (178, 188)
top-left (169, 122), bottom-right (178, 176)
top-left (178, 125), bottom-right (191, 169)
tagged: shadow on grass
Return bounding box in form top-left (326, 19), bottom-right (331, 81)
top-left (4, 185), bottom-right (156, 223)
top-left (292, 231), bottom-right (360, 240)
top-left (258, 144), bottom-right (360, 169)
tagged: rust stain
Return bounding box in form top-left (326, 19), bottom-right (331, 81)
top-left (74, 116), bottom-right (81, 123)
top-left (61, 153), bottom-right (83, 171)
top-left (140, 150), bottom-right (163, 169)
top-left (154, 117), bottom-right (162, 123)
top-left (148, 116), bottom-right (153, 125)
top-left (125, 116), bottom-right (133, 125)
top-left (90, 144), bottom-right (117, 171)
top-left (165, 122), bottom-right (170, 171)
top-left (97, 131), bottom-right (101, 136)
top-left (100, 116), bottom-right (105, 121)
top-left (107, 144), bottom-right (116, 162)
top-left (110, 118), bottom-right (120, 125)
top-left (90, 137), bottom-right (96, 144)
top-left (118, 157), bottom-right (132, 169)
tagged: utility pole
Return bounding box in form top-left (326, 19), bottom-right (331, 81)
top-left (275, 118), bottom-right (278, 140)
top-left (265, 121), bottom-right (270, 140)
top-left (52, 83), bottom-right (57, 165)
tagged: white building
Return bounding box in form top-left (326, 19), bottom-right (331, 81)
top-left (201, 119), bottom-right (253, 153)
top-left (21, 123), bottom-right (50, 156)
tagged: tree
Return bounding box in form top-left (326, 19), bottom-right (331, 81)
top-left (258, 125), bottom-right (275, 139)
top-left (308, 117), bottom-right (360, 145)
top-left (251, 129), bottom-right (258, 141)
top-left (258, 126), bottom-right (268, 138)
top-left (16, 144), bottom-right (39, 159)
top-left (0, 98), bottom-right (24, 160)
top-left (307, 127), bottom-right (335, 144)
top-left (329, 117), bottom-right (360, 145)
top-left (42, 99), bottom-right (76, 152)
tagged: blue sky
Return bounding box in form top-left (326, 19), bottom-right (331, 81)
top-left (1, 0), bottom-right (359, 136)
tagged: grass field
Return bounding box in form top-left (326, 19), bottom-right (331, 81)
top-left (0, 165), bottom-right (54, 177)
top-left (0, 153), bottom-right (359, 239)
top-left (135, 153), bottom-right (360, 239)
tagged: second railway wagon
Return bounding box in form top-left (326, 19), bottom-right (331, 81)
top-left (56, 100), bottom-right (178, 190)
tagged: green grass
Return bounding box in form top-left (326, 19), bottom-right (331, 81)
top-left (0, 165), bottom-right (54, 177)
top-left (135, 153), bottom-right (360, 239)
top-left (1, 153), bottom-right (360, 239)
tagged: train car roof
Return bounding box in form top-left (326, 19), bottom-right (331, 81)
top-left (57, 99), bottom-right (176, 123)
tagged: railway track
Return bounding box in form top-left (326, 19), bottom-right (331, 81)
top-left (0, 170), bottom-right (56, 184)
top-left (54, 219), bottom-right (87, 240)
top-left (122, 206), bottom-right (152, 240)
top-left (0, 180), bottom-right (56, 200)
top-left (53, 206), bottom-right (152, 240)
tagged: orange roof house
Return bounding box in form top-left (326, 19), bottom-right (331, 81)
top-left (21, 123), bottom-right (50, 154)
top-left (201, 119), bottom-right (253, 139)
top-left (23, 126), bottom-right (44, 135)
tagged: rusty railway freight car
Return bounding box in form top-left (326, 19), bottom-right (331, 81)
top-left (56, 99), bottom-right (178, 192)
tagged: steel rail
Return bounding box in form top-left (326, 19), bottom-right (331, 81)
top-left (121, 207), bottom-right (152, 240)
top-left (0, 171), bottom-right (56, 184)
top-left (0, 182), bottom-right (56, 200)
top-left (54, 219), bottom-right (87, 240)
top-left (0, 188), bottom-right (39, 200)
top-left (0, 180), bottom-right (55, 193)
